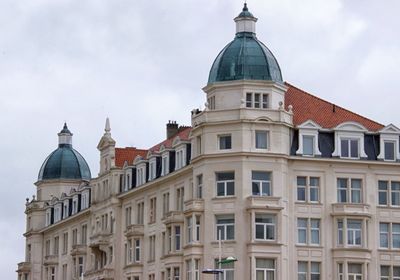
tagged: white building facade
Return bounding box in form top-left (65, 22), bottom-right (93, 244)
top-left (17, 4), bottom-right (400, 280)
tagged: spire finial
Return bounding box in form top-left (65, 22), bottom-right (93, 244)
top-left (104, 117), bottom-right (111, 136)
top-left (243, 2), bottom-right (248, 11)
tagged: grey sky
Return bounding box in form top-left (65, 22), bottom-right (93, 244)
top-left (1, 0), bottom-right (400, 277)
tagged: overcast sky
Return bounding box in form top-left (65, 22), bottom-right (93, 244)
top-left (1, 0), bottom-right (400, 277)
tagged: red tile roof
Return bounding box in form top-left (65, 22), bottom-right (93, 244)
top-left (114, 126), bottom-right (192, 168)
top-left (148, 126), bottom-right (192, 153)
top-left (285, 82), bottom-right (384, 132)
top-left (115, 147), bottom-right (148, 167)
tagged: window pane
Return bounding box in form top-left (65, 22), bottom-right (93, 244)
top-left (217, 172), bottom-right (234, 181)
top-left (380, 266), bottom-right (390, 277)
top-left (394, 267), bottom-right (400, 277)
top-left (348, 264), bottom-right (362, 274)
top-left (252, 171), bottom-right (270, 181)
top-left (341, 139), bottom-right (349, 157)
top-left (246, 93), bottom-right (252, 107)
top-left (226, 182), bottom-right (235, 196)
top-left (219, 135), bottom-right (232, 149)
top-left (350, 139), bottom-right (359, 157)
top-left (256, 258), bottom-right (274, 269)
top-left (303, 135), bottom-right (314, 155)
top-left (256, 131), bottom-right (268, 149)
top-left (252, 182), bottom-right (260, 196)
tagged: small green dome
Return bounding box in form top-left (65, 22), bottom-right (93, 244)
top-left (38, 124), bottom-right (91, 181)
top-left (208, 4), bottom-right (282, 84)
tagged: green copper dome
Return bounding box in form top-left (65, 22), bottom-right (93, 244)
top-left (208, 5), bottom-right (282, 84)
top-left (38, 124), bottom-right (91, 181)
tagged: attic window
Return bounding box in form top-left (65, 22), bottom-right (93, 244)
top-left (340, 138), bottom-right (359, 159)
top-left (161, 154), bottom-right (169, 176)
top-left (303, 135), bottom-right (314, 156)
top-left (246, 92), bottom-right (268, 109)
top-left (149, 159), bottom-right (157, 181)
top-left (384, 141), bottom-right (395, 161)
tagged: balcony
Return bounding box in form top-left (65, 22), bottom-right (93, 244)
top-left (331, 203), bottom-right (371, 217)
top-left (184, 199), bottom-right (204, 213)
top-left (71, 244), bottom-right (87, 256)
top-left (124, 224), bottom-right (144, 237)
top-left (162, 211), bottom-right (184, 225)
top-left (43, 255), bottom-right (58, 265)
top-left (17, 262), bottom-right (31, 273)
top-left (246, 196), bottom-right (283, 211)
top-left (84, 268), bottom-right (114, 280)
top-left (89, 229), bottom-right (112, 247)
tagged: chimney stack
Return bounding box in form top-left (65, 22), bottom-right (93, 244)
top-left (166, 121), bottom-right (179, 139)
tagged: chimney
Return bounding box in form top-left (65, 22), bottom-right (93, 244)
top-left (166, 121), bottom-right (179, 139)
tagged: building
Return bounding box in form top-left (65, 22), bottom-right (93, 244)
top-left (17, 4), bottom-right (400, 280)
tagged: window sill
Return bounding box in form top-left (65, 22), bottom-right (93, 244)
top-left (295, 201), bottom-right (322, 206)
top-left (212, 196), bottom-right (236, 201)
top-left (211, 240), bottom-right (236, 245)
top-left (183, 243), bottom-right (203, 249)
top-left (295, 244), bottom-right (323, 248)
top-left (377, 205), bottom-right (400, 209)
top-left (378, 248), bottom-right (400, 252)
top-left (247, 241), bottom-right (283, 246)
top-left (124, 262), bottom-right (143, 269)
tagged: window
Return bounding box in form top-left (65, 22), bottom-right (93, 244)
top-left (255, 131), bottom-right (268, 149)
top-left (162, 154), bottom-right (169, 176)
top-left (176, 187), bottom-right (184, 211)
top-left (297, 262), bottom-right (320, 280)
top-left (216, 172), bottom-right (235, 197)
top-left (45, 209), bottom-right (51, 226)
top-left (62, 264), bottom-right (67, 280)
top-left (303, 135), bottom-right (315, 156)
top-left (195, 175), bottom-right (203, 199)
top-left (149, 197), bottom-right (157, 223)
top-left (252, 171), bottom-right (271, 196)
top-left (380, 265), bottom-right (400, 280)
top-left (134, 239), bottom-right (140, 262)
top-left (297, 218), bottom-right (320, 245)
top-left (195, 215), bottom-right (201, 242)
top-left (81, 191), bottom-right (89, 209)
top-left (255, 258), bottom-right (274, 280)
top-left (137, 202), bottom-right (144, 224)
top-left (149, 159), bottom-right (157, 181)
top-left (53, 236), bottom-right (59, 255)
top-left (45, 239), bottom-right (50, 256)
top-left (81, 225), bottom-right (87, 245)
top-left (175, 148), bottom-right (186, 170)
top-left (348, 263), bottom-right (363, 280)
top-left (297, 176), bottom-right (320, 203)
top-left (125, 206), bottom-right (132, 228)
top-left (340, 138), bottom-right (359, 158)
top-left (216, 214), bottom-right (235, 240)
top-left (173, 267), bottom-right (180, 280)
top-left (149, 235), bottom-right (155, 261)
top-left (187, 215), bottom-right (201, 244)
top-left (384, 141), bottom-right (396, 161)
top-left (379, 222), bottom-right (400, 249)
top-left (63, 201), bottom-right (69, 219)
top-left (136, 166), bottom-right (146, 186)
top-left (215, 260), bottom-right (234, 280)
top-left (186, 260), bottom-right (192, 280)
top-left (255, 213), bottom-right (276, 241)
top-left (187, 217), bottom-right (193, 244)
top-left (246, 92), bottom-right (268, 109)
top-left (219, 135), bottom-right (232, 150)
top-left (163, 192), bottom-right (170, 216)
top-left (379, 180), bottom-right (400, 206)
top-left (175, 226), bottom-right (181, 251)
top-left (62, 232), bottom-right (68, 254)
top-left (72, 196), bottom-right (79, 214)
top-left (208, 96), bottom-right (215, 110)
top-left (337, 219), bottom-right (362, 246)
top-left (337, 178), bottom-right (362, 203)
top-left (72, 229), bottom-right (78, 246)
top-left (54, 205), bottom-right (61, 223)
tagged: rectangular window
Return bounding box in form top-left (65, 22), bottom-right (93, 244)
top-left (216, 214), bottom-right (235, 240)
top-left (137, 202), bottom-right (144, 224)
top-left (149, 197), bottom-right (157, 223)
top-left (337, 178), bottom-right (362, 203)
top-left (186, 260), bottom-right (192, 280)
top-left (379, 180), bottom-right (400, 206)
top-left (215, 259), bottom-right (234, 280)
top-left (255, 131), bottom-right (268, 149)
top-left (297, 176), bottom-right (320, 203)
top-left (195, 215), bottom-right (201, 242)
top-left (63, 232), bottom-right (68, 254)
top-left (255, 213), bottom-right (276, 241)
top-left (303, 135), bottom-right (314, 156)
top-left (380, 223), bottom-right (389, 248)
top-left (149, 235), bottom-right (155, 261)
top-left (379, 181), bottom-right (389, 206)
top-left (297, 218), bottom-right (320, 245)
top-left (134, 239), bottom-right (140, 262)
top-left (125, 206), bottom-right (132, 228)
top-left (381, 222), bottom-right (400, 249)
top-left (53, 236), bottom-right (59, 255)
top-left (380, 265), bottom-right (400, 280)
top-left (384, 141), bottom-right (396, 161)
top-left (175, 226), bottom-right (181, 251)
top-left (196, 174), bottom-right (203, 199)
top-left (246, 93), bottom-right (252, 108)
top-left (81, 224), bottom-right (87, 245)
top-left (163, 192), bottom-right (170, 217)
top-left (347, 220), bottom-right (362, 246)
top-left (246, 93), bottom-right (268, 109)
top-left (162, 155), bottom-right (169, 176)
top-left (187, 216), bottom-right (193, 244)
top-left (255, 258), bottom-right (274, 280)
top-left (254, 93), bottom-right (260, 108)
top-left (341, 138), bottom-right (359, 158)
top-left (45, 239), bottom-right (50, 256)
top-left (298, 262), bottom-right (320, 280)
top-left (252, 171), bottom-right (271, 196)
top-left (216, 172), bottom-right (235, 197)
top-left (72, 229), bottom-right (78, 246)
top-left (176, 187), bottom-right (184, 211)
top-left (173, 267), bottom-right (180, 280)
top-left (348, 263), bottom-right (363, 280)
top-left (392, 182), bottom-right (400, 206)
top-left (219, 135), bottom-right (232, 150)
top-left (149, 160), bottom-right (156, 181)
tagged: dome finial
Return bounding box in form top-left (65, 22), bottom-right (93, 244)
top-left (243, 2), bottom-right (248, 12)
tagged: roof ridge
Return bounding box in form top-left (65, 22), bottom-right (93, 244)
top-left (285, 82), bottom-right (383, 128)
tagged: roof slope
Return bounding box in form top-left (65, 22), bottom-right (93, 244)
top-left (285, 82), bottom-right (384, 132)
top-left (115, 147), bottom-right (147, 167)
top-left (148, 126), bottom-right (192, 153)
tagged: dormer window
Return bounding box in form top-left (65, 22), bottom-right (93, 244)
top-left (384, 141), bottom-right (396, 161)
top-left (303, 135), bottom-right (314, 156)
top-left (54, 204), bottom-right (61, 223)
top-left (246, 92), bottom-right (268, 109)
top-left (136, 165), bottom-right (146, 186)
top-left (175, 148), bottom-right (186, 170)
top-left (45, 208), bottom-right (52, 226)
top-left (63, 201), bottom-right (69, 219)
top-left (149, 159), bottom-right (157, 181)
top-left (81, 191), bottom-right (89, 210)
top-left (72, 196), bottom-right (79, 215)
top-left (161, 154), bottom-right (169, 176)
top-left (340, 138), bottom-right (359, 158)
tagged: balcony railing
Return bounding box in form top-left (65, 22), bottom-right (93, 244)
top-left (84, 268), bottom-right (114, 280)
top-left (184, 199), bottom-right (204, 213)
top-left (124, 224), bottom-right (144, 237)
top-left (17, 262), bottom-right (31, 272)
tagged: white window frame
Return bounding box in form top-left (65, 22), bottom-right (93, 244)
top-left (161, 153), bottom-right (169, 176)
top-left (255, 130), bottom-right (269, 150)
top-left (297, 218), bottom-right (320, 245)
top-left (378, 125), bottom-right (400, 161)
top-left (72, 196), bottom-right (79, 215)
top-left (255, 258), bottom-right (275, 280)
top-left (296, 121), bottom-right (322, 157)
top-left (216, 172), bottom-right (235, 197)
top-left (148, 158), bottom-right (157, 181)
top-left (216, 214), bottom-right (235, 241)
top-left (54, 204), bottom-right (62, 223)
top-left (255, 213), bottom-right (276, 241)
top-left (218, 134), bottom-right (232, 150)
top-left (62, 200), bottom-right (69, 219)
top-left (136, 164), bottom-right (146, 186)
top-left (337, 178), bottom-right (363, 203)
top-left (332, 123), bottom-right (368, 159)
top-left (296, 176), bottom-right (320, 203)
top-left (245, 92), bottom-right (269, 109)
top-left (81, 190), bottom-right (89, 210)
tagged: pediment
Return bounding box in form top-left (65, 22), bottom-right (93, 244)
top-left (172, 136), bottom-right (181, 147)
top-left (297, 120), bottom-right (322, 130)
top-left (335, 121), bottom-right (368, 132)
top-left (134, 155), bottom-right (144, 164)
top-left (50, 196), bottom-right (59, 204)
top-left (380, 124), bottom-right (400, 134)
top-left (159, 144), bottom-right (166, 152)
